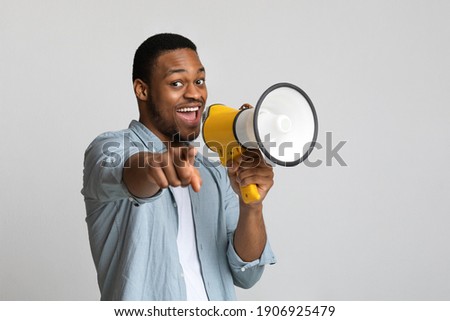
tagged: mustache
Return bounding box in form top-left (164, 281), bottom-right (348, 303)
top-left (175, 98), bottom-right (205, 107)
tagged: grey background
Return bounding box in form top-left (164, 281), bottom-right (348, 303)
top-left (1, 0), bottom-right (449, 300)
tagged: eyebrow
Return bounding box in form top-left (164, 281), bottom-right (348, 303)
top-left (165, 66), bottom-right (205, 77)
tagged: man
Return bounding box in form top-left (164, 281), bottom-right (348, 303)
top-left (82, 33), bottom-right (276, 300)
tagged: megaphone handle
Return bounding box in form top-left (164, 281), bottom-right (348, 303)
top-left (218, 146), bottom-right (262, 204)
top-left (240, 184), bottom-right (261, 204)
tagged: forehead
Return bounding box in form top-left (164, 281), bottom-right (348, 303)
top-left (153, 48), bottom-right (204, 77)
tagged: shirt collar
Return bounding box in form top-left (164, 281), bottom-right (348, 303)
top-left (128, 120), bottom-right (167, 153)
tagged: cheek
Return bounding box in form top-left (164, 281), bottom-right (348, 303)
top-left (152, 90), bottom-right (176, 112)
top-left (160, 96), bottom-right (182, 124)
top-left (159, 88), bottom-right (181, 105)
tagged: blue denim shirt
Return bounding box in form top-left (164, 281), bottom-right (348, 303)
top-left (82, 120), bottom-right (276, 300)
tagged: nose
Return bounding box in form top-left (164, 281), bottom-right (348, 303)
top-left (184, 83), bottom-right (202, 101)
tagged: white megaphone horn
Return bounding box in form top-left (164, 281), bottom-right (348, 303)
top-left (202, 82), bottom-right (318, 204)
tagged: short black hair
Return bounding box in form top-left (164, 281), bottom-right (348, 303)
top-left (132, 33), bottom-right (197, 83)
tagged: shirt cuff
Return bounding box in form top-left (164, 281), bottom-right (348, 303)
top-left (227, 236), bottom-right (277, 272)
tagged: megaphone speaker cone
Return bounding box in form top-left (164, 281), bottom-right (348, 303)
top-left (253, 82), bottom-right (318, 167)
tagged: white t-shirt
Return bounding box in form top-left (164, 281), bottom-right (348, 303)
top-left (172, 186), bottom-right (209, 301)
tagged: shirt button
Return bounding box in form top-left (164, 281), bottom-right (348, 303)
top-left (241, 267), bottom-right (246, 272)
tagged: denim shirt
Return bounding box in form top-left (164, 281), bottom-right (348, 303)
top-left (82, 120), bottom-right (276, 300)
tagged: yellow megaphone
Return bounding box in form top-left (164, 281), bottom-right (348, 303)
top-left (202, 83), bottom-right (318, 204)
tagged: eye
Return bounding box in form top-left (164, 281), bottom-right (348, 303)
top-left (196, 79), bottom-right (205, 86)
top-left (171, 81), bottom-right (183, 87)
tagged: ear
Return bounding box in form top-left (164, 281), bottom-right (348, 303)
top-left (133, 79), bottom-right (149, 101)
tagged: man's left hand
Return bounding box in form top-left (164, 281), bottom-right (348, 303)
top-left (227, 149), bottom-right (274, 206)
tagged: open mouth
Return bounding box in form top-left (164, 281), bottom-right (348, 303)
top-left (176, 106), bottom-right (201, 124)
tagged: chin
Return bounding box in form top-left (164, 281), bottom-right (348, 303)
top-left (181, 133), bottom-right (200, 142)
top-left (174, 129), bottom-right (200, 143)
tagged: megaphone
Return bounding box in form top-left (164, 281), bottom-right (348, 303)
top-left (202, 82), bottom-right (318, 204)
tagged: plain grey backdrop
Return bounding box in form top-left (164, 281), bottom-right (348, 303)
top-left (1, 0), bottom-right (449, 300)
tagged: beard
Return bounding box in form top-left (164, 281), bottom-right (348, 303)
top-left (146, 95), bottom-right (200, 143)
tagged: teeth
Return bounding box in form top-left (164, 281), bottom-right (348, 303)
top-left (177, 106), bottom-right (199, 113)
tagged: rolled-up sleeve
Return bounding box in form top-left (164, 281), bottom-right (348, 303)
top-left (82, 131), bottom-right (161, 205)
top-left (227, 236), bottom-right (277, 289)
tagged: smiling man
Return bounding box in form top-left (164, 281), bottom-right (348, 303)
top-left (82, 33), bottom-right (276, 300)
